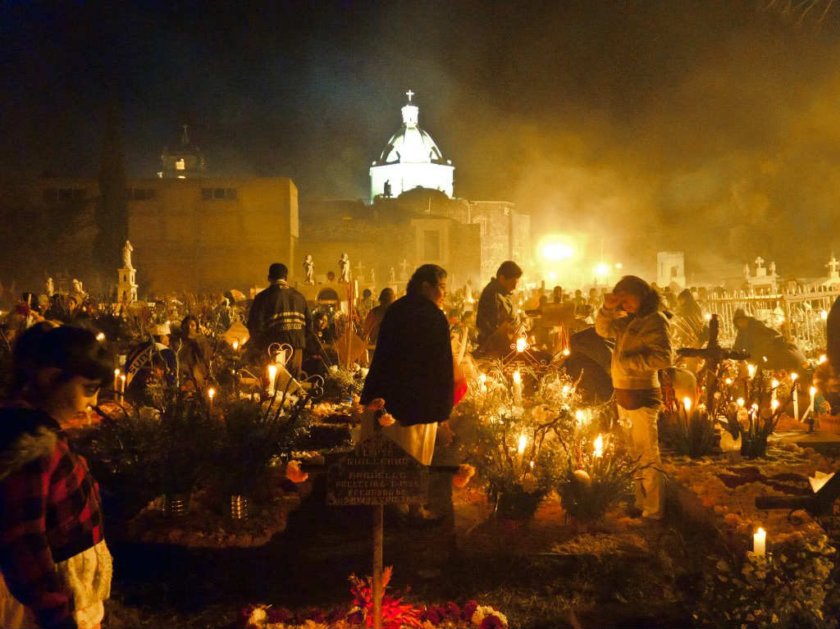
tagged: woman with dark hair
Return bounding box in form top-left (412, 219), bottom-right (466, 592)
top-left (595, 275), bottom-right (672, 520)
top-left (0, 325), bottom-right (113, 629)
top-left (361, 264), bottom-right (453, 466)
top-left (177, 314), bottom-right (212, 391)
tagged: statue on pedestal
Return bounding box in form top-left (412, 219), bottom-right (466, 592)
top-left (45, 277), bottom-right (54, 297)
top-left (389, 266), bottom-right (396, 283)
top-left (122, 240), bottom-right (134, 270)
top-left (303, 254), bottom-right (315, 285)
top-left (71, 278), bottom-right (85, 297)
top-left (338, 253), bottom-right (350, 284)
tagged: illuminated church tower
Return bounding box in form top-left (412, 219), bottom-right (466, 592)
top-left (369, 90), bottom-right (454, 201)
top-left (160, 124), bottom-right (206, 178)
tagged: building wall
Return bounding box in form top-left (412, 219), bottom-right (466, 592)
top-left (127, 177), bottom-right (298, 293)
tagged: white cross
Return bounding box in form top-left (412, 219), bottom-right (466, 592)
top-left (754, 256), bottom-right (765, 269)
top-left (405, 89), bottom-right (415, 102)
top-left (829, 256), bottom-right (840, 274)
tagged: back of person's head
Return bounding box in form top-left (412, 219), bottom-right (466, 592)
top-left (496, 261), bottom-right (523, 280)
top-left (378, 287), bottom-right (395, 305)
top-left (407, 264), bottom-right (447, 296)
top-left (612, 275), bottom-right (660, 316)
top-left (10, 324), bottom-right (111, 398)
top-left (268, 263), bottom-right (288, 281)
top-left (362, 288), bottom-right (372, 299)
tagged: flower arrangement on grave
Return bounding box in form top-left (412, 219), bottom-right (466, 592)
top-left (555, 407), bottom-right (638, 523)
top-left (716, 367), bottom-right (788, 459)
top-left (454, 363), bottom-right (575, 518)
top-left (661, 397), bottom-right (717, 459)
top-left (209, 396), bottom-right (312, 497)
top-left (322, 365), bottom-right (366, 403)
top-left (242, 567), bottom-right (509, 629)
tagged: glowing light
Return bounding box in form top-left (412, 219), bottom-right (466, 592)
top-left (753, 528), bottom-right (766, 556)
top-left (96, 332), bottom-right (106, 342)
top-left (515, 337), bottom-right (528, 353)
top-left (512, 370), bottom-right (522, 385)
top-left (771, 378), bottom-right (780, 389)
top-left (791, 372), bottom-right (799, 383)
top-left (208, 387), bottom-right (216, 400)
top-left (821, 310), bottom-right (829, 321)
top-left (811, 386), bottom-right (817, 397)
top-left (725, 378), bottom-right (733, 386)
top-left (562, 348), bottom-right (570, 357)
top-left (771, 399), bottom-right (780, 411)
top-left (683, 397), bottom-right (692, 412)
top-left (747, 364), bottom-right (757, 379)
top-left (517, 433), bottom-right (528, 455)
top-left (819, 354), bottom-right (828, 365)
top-left (232, 340), bottom-right (239, 351)
top-left (575, 409), bottom-right (588, 426)
top-left (561, 384), bottom-right (572, 396)
top-left (593, 434), bottom-right (604, 458)
top-left (737, 397), bottom-right (745, 407)
top-left (540, 237), bottom-right (576, 261)
top-left (704, 312), bottom-right (712, 322)
top-left (594, 262), bottom-right (611, 279)
top-left (267, 364), bottom-right (278, 395)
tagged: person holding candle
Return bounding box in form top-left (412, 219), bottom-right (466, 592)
top-left (0, 325), bottom-right (113, 629)
top-left (475, 260), bottom-right (523, 358)
top-left (596, 275), bottom-right (673, 521)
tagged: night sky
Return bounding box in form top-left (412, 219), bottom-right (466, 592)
top-left (3, 1), bottom-right (840, 274)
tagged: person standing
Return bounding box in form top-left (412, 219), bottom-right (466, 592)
top-left (362, 287), bottom-right (396, 346)
top-left (596, 275), bottom-right (672, 520)
top-left (475, 260), bottom-right (523, 357)
top-left (361, 265), bottom-right (454, 467)
top-left (246, 263), bottom-right (311, 375)
top-left (0, 325), bottom-right (113, 629)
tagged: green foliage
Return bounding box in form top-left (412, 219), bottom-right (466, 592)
top-left (210, 398), bottom-right (311, 495)
top-left (321, 367), bottom-right (364, 403)
top-left (555, 433), bottom-right (637, 523)
top-left (661, 407), bottom-right (717, 459)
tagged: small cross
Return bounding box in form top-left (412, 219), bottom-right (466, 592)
top-left (754, 256), bottom-right (765, 269)
top-left (829, 256), bottom-right (839, 274)
top-left (405, 89), bottom-right (415, 102)
top-left (355, 260), bottom-right (365, 275)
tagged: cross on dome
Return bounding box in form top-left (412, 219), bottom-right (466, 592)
top-left (406, 89), bottom-right (415, 102)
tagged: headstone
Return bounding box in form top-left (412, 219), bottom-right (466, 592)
top-left (327, 432), bottom-right (429, 506)
top-left (656, 251), bottom-right (685, 289)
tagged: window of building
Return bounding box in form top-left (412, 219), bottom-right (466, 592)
top-left (424, 230), bottom-right (441, 260)
top-left (225, 188), bottom-right (237, 200)
top-left (201, 188), bottom-right (213, 200)
top-left (200, 187), bottom-right (238, 201)
top-left (214, 188), bottom-right (226, 199)
top-left (175, 158), bottom-right (186, 171)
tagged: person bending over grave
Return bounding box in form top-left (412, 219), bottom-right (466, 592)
top-left (731, 309), bottom-right (806, 372)
top-left (596, 275), bottom-right (672, 521)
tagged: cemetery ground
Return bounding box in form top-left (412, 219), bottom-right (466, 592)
top-left (97, 444), bottom-right (840, 629)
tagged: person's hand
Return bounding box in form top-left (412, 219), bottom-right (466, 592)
top-left (603, 293), bottom-right (619, 310)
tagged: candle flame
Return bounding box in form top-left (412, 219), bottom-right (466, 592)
top-left (791, 372), bottom-right (799, 382)
top-left (821, 309), bottom-right (829, 321)
top-left (737, 397), bottom-right (745, 408)
top-left (683, 397), bottom-right (692, 412)
top-left (725, 378), bottom-right (733, 386)
top-left (593, 434), bottom-right (604, 458)
top-left (515, 337), bottom-right (528, 353)
top-left (517, 433), bottom-right (528, 455)
top-left (208, 387), bottom-right (216, 400)
top-left (232, 340), bottom-right (239, 351)
top-left (96, 332), bottom-right (106, 342)
top-left (819, 354), bottom-right (828, 365)
top-left (114, 368), bottom-right (120, 377)
top-left (267, 364), bottom-right (278, 382)
top-left (747, 364), bottom-right (757, 379)
top-left (771, 378), bottom-right (779, 389)
top-left (771, 399), bottom-right (780, 411)
top-left (810, 386), bottom-right (817, 396)
top-left (512, 370), bottom-right (522, 385)
top-left (575, 409), bottom-right (587, 426)
top-left (562, 348), bottom-right (570, 357)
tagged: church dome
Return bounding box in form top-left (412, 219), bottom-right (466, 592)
top-left (374, 92), bottom-right (448, 165)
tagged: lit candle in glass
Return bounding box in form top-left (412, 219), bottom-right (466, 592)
top-left (232, 340), bottom-right (239, 352)
top-left (791, 373), bottom-right (799, 420)
top-left (515, 336), bottom-right (527, 353)
top-left (207, 387), bottom-right (216, 412)
top-left (114, 368), bottom-right (120, 393)
top-left (809, 386), bottom-right (817, 417)
top-left (119, 374), bottom-right (126, 398)
top-left (683, 397), bottom-right (692, 413)
top-left (753, 527), bottom-right (766, 556)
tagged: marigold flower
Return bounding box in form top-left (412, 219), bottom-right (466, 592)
top-left (378, 412), bottom-right (396, 427)
top-left (285, 459), bottom-right (309, 483)
top-left (452, 464), bottom-right (476, 488)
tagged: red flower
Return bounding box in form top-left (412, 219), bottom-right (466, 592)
top-left (480, 616), bottom-right (507, 629)
top-left (461, 600), bottom-right (479, 621)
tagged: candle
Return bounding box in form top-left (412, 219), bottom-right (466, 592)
top-left (113, 368), bottom-right (120, 393)
top-left (512, 370), bottom-right (522, 405)
top-left (232, 340), bottom-right (239, 352)
top-left (753, 527), bottom-right (766, 556)
top-left (207, 387), bottom-right (216, 409)
top-left (809, 386), bottom-right (817, 416)
top-left (747, 364), bottom-right (757, 379)
top-left (517, 433), bottom-right (528, 456)
top-left (771, 378), bottom-right (779, 403)
top-left (478, 373), bottom-right (488, 394)
top-left (515, 336), bottom-right (528, 353)
top-left (791, 373), bottom-right (799, 420)
top-left (119, 374), bottom-right (126, 398)
top-left (683, 397), bottom-right (692, 413)
top-left (267, 364), bottom-right (278, 396)
top-left (593, 434), bottom-right (604, 458)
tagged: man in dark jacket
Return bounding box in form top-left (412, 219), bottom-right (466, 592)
top-left (475, 260), bottom-right (523, 357)
top-left (361, 264), bottom-right (454, 466)
top-left (247, 263), bottom-right (311, 375)
top-left (732, 309), bottom-right (807, 372)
